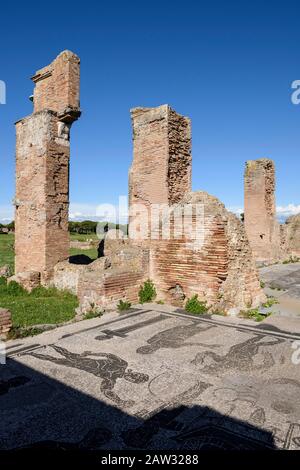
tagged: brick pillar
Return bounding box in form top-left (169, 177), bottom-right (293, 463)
top-left (129, 105), bottom-right (191, 239)
top-left (14, 51), bottom-right (80, 283)
top-left (244, 158), bottom-right (281, 263)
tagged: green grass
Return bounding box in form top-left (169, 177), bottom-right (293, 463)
top-left (70, 233), bottom-right (99, 241)
top-left (0, 234), bottom-right (14, 272)
top-left (70, 232), bottom-right (98, 260)
top-left (0, 234), bottom-right (98, 267)
top-left (0, 278), bottom-right (78, 328)
top-left (69, 247), bottom-right (98, 260)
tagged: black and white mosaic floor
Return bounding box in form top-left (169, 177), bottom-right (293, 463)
top-left (1, 308), bottom-right (300, 450)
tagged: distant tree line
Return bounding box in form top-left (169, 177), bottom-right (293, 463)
top-left (0, 220), bottom-right (128, 236)
top-left (68, 220), bottom-right (128, 235)
top-left (0, 221), bottom-right (15, 232)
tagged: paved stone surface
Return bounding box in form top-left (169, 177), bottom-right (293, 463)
top-left (260, 263), bottom-right (300, 317)
top-left (1, 308), bottom-right (300, 450)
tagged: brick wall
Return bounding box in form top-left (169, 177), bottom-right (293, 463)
top-left (129, 105), bottom-right (191, 238)
top-left (244, 159), bottom-right (283, 264)
top-left (14, 51), bottom-right (80, 282)
top-left (0, 308), bottom-right (12, 338)
top-left (150, 192), bottom-right (265, 313)
top-left (75, 244), bottom-right (150, 312)
top-left (284, 214), bottom-right (300, 256)
top-left (32, 50), bottom-right (80, 120)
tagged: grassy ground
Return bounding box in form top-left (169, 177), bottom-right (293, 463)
top-left (69, 246), bottom-right (98, 260)
top-left (0, 278), bottom-right (78, 327)
top-left (0, 234), bottom-right (14, 272)
top-left (0, 233), bottom-right (99, 268)
top-left (0, 233), bottom-right (89, 329)
top-left (70, 232), bottom-right (98, 260)
top-left (70, 233), bottom-right (99, 241)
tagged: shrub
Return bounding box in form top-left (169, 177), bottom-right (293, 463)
top-left (117, 300), bottom-right (132, 312)
top-left (239, 308), bottom-right (272, 322)
top-left (138, 280), bottom-right (157, 304)
top-left (262, 297), bottom-right (279, 308)
top-left (283, 256), bottom-right (300, 264)
top-left (185, 295), bottom-right (208, 314)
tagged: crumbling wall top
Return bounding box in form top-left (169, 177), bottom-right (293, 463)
top-left (31, 50), bottom-right (80, 122)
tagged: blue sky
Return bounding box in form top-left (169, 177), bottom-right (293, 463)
top-left (0, 0), bottom-right (300, 222)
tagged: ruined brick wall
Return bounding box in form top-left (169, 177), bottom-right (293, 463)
top-left (0, 308), bottom-right (12, 338)
top-left (78, 271), bottom-right (145, 312)
top-left (129, 105), bottom-right (191, 238)
top-left (77, 244), bottom-right (149, 312)
top-left (150, 191), bottom-right (265, 313)
top-left (15, 51), bottom-right (80, 282)
top-left (32, 50), bottom-right (80, 120)
top-left (284, 214), bottom-right (300, 256)
top-left (127, 105), bottom-right (265, 314)
top-left (244, 159), bottom-right (283, 264)
top-left (52, 239), bottom-right (150, 312)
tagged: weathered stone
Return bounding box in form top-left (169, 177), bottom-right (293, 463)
top-left (244, 159), bottom-right (284, 264)
top-left (52, 261), bottom-right (87, 295)
top-left (168, 284), bottom-right (186, 305)
top-left (0, 308), bottom-right (12, 338)
top-left (14, 51), bottom-right (80, 283)
top-left (8, 271), bottom-right (40, 292)
top-left (0, 265), bottom-right (12, 278)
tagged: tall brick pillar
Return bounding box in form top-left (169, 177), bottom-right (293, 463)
top-left (14, 51), bottom-right (80, 283)
top-left (244, 158), bottom-right (282, 264)
top-left (129, 105), bottom-right (192, 239)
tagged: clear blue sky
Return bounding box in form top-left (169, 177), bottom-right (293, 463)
top-left (0, 0), bottom-right (300, 222)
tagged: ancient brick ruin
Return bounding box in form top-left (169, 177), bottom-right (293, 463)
top-left (51, 103), bottom-right (266, 314)
top-left (127, 106), bottom-right (265, 313)
top-left (14, 51), bottom-right (80, 284)
top-left (244, 159), bottom-right (284, 264)
top-left (0, 308), bottom-right (12, 339)
top-left (283, 214), bottom-right (300, 257)
top-left (13, 54), bottom-right (267, 315)
top-left (149, 191), bottom-right (265, 312)
top-left (129, 105), bottom-right (191, 238)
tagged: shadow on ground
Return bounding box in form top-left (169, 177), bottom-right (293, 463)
top-left (0, 357), bottom-right (276, 452)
